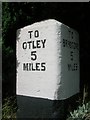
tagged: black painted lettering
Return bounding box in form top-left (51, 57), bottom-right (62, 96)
top-left (72, 32), bottom-right (73, 39)
top-left (75, 63), bottom-right (78, 70)
top-left (32, 41), bottom-right (37, 49)
top-left (23, 62), bottom-right (46, 71)
top-left (68, 41), bottom-right (71, 48)
top-left (31, 63), bottom-right (36, 71)
top-left (27, 41), bottom-right (32, 49)
top-left (63, 39), bottom-right (65, 47)
top-left (68, 63), bottom-right (78, 71)
top-left (70, 51), bottom-right (73, 61)
top-left (36, 63), bottom-right (40, 71)
top-left (68, 64), bottom-right (71, 71)
top-left (63, 39), bottom-right (79, 50)
top-left (23, 63), bottom-right (28, 71)
top-left (31, 51), bottom-right (37, 61)
top-left (37, 40), bottom-right (41, 48)
top-left (29, 63), bottom-right (32, 71)
top-left (22, 42), bottom-right (27, 49)
top-left (28, 31), bottom-right (33, 38)
top-left (66, 40), bottom-right (67, 46)
top-left (35, 30), bottom-right (39, 38)
top-left (41, 39), bottom-right (46, 48)
top-left (41, 63), bottom-right (46, 71)
top-left (76, 64), bottom-right (78, 70)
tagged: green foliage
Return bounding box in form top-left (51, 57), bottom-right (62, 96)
top-left (2, 2), bottom-right (42, 97)
top-left (2, 41), bottom-right (16, 97)
top-left (67, 101), bottom-right (90, 120)
top-left (2, 41), bottom-right (14, 81)
top-left (2, 96), bottom-right (17, 119)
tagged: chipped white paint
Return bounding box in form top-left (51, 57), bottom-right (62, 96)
top-left (16, 19), bottom-right (79, 100)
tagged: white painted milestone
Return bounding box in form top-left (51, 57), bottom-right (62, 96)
top-left (16, 19), bottom-right (79, 100)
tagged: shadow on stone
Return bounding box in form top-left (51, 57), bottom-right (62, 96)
top-left (17, 95), bottom-right (67, 120)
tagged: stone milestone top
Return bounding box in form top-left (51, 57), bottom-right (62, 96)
top-left (17, 19), bottom-right (79, 40)
top-left (19, 19), bottom-right (62, 29)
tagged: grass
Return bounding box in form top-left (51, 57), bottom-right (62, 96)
top-left (2, 96), bottom-right (90, 120)
top-left (2, 96), bottom-right (17, 119)
top-left (67, 101), bottom-right (90, 120)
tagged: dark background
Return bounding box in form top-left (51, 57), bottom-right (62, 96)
top-left (2, 3), bottom-right (90, 103)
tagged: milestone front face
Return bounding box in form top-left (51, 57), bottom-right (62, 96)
top-left (16, 19), bottom-right (79, 100)
top-left (16, 20), bottom-right (62, 100)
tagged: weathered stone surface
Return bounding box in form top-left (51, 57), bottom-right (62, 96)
top-left (16, 19), bottom-right (79, 118)
top-left (16, 19), bottom-right (79, 100)
top-left (17, 20), bottom-right (79, 100)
